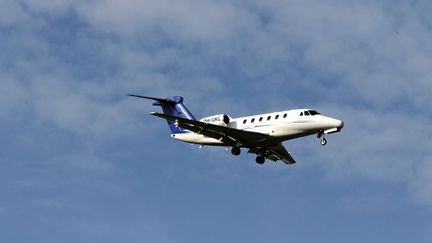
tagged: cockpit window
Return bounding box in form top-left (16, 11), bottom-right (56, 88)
top-left (304, 111), bottom-right (311, 116)
top-left (308, 110), bottom-right (320, 115)
top-left (300, 112), bottom-right (303, 116)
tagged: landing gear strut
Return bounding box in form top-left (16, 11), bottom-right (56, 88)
top-left (317, 131), bottom-right (327, 146)
top-left (231, 146), bottom-right (241, 156)
top-left (256, 156), bottom-right (265, 165)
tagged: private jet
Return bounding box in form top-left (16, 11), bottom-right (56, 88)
top-left (129, 95), bottom-right (344, 165)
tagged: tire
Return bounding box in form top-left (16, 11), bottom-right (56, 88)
top-left (256, 156), bottom-right (265, 164)
top-left (231, 147), bottom-right (241, 156)
top-left (320, 138), bottom-right (327, 146)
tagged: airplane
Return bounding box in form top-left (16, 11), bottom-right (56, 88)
top-left (129, 94), bottom-right (344, 165)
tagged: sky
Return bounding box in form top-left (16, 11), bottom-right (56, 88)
top-left (1, 0), bottom-right (432, 242)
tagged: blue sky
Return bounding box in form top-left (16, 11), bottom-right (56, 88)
top-left (1, 0), bottom-right (432, 242)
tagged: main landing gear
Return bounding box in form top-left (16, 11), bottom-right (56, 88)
top-left (231, 146), bottom-right (266, 165)
top-left (255, 155), bottom-right (265, 165)
top-left (231, 146), bottom-right (241, 156)
top-left (255, 149), bottom-right (267, 165)
top-left (317, 131), bottom-right (327, 146)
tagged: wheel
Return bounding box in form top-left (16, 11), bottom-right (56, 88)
top-left (256, 156), bottom-right (265, 165)
top-left (320, 137), bottom-right (327, 146)
top-left (231, 147), bottom-right (241, 156)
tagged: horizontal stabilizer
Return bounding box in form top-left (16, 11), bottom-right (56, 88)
top-left (127, 94), bottom-right (176, 105)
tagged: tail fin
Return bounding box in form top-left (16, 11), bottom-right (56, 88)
top-left (128, 95), bottom-right (195, 134)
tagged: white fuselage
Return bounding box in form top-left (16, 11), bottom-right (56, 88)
top-left (172, 108), bottom-right (343, 146)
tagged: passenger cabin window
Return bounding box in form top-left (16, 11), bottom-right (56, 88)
top-left (283, 113), bottom-right (287, 118)
top-left (275, 114), bottom-right (279, 119)
top-left (243, 119), bottom-right (247, 124)
top-left (251, 118), bottom-right (255, 123)
top-left (267, 116), bottom-right (271, 121)
top-left (259, 117), bottom-right (263, 122)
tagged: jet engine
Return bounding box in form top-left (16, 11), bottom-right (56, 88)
top-left (200, 114), bottom-right (231, 126)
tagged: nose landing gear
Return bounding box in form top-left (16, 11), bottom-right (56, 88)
top-left (320, 137), bottom-right (327, 145)
top-left (317, 131), bottom-right (327, 146)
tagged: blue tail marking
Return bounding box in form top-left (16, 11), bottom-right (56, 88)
top-left (152, 96), bottom-right (195, 134)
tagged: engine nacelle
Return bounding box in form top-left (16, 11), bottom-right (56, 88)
top-left (200, 114), bottom-right (231, 126)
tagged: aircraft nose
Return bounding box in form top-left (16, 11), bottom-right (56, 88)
top-left (336, 120), bottom-right (344, 129)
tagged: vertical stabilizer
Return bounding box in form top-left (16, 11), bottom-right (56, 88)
top-left (152, 96), bottom-right (195, 134)
top-left (128, 95), bottom-right (195, 134)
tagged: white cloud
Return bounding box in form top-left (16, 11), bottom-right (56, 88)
top-left (22, 0), bottom-right (74, 15)
top-left (266, 1), bottom-right (432, 108)
top-left (28, 76), bottom-right (150, 137)
top-left (314, 106), bottom-right (432, 206)
top-left (411, 157), bottom-right (432, 205)
top-left (0, 77), bottom-right (28, 118)
top-left (74, 0), bottom-right (260, 42)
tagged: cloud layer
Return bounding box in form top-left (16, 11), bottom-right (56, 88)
top-left (1, 0), bottom-right (432, 242)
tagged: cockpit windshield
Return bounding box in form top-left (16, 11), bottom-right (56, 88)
top-left (300, 110), bottom-right (320, 116)
top-left (308, 110), bottom-right (320, 115)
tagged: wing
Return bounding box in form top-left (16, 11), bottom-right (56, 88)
top-left (268, 144), bottom-right (296, 164)
top-left (150, 112), bottom-right (269, 146)
top-left (248, 143), bottom-right (296, 164)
